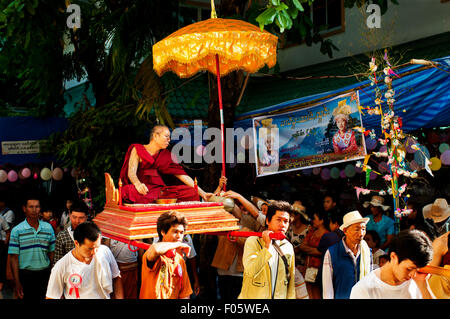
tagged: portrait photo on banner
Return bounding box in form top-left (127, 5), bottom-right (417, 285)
top-left (253, 91), bottom-right (367, 177)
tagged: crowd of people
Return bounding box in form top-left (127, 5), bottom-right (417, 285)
top-left (0, 125), bottom-right (448, 300)
top-left (0, 188), bottom-right (448, 300)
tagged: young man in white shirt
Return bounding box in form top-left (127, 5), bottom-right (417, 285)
top-left (350, 229), bottom-right (435, 299)
top-left (46, 222), bottom-right (124, 299)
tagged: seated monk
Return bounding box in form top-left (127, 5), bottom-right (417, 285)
top-left (119, 125), bottom-right (213, 204)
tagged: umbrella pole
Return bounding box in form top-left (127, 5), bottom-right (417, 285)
top-left (215, 54), bottom-right (226, 191)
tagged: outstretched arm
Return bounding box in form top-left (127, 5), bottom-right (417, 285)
top-left (223, 190), bottom-right (259, 219)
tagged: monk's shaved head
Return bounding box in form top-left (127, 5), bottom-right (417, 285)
top-left (150, 125), bottom-right (169, 142)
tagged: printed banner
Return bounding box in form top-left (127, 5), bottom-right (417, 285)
top-left (1, 140), bottom-right (49, 155)
top-left (253, 91), bottom-right (366, 177)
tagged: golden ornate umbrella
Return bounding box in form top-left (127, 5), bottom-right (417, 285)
top-left (152, 2), bottom-right (278, 187)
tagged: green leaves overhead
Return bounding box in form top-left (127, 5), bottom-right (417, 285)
top-left (256, 0), bottom-right (310, 32)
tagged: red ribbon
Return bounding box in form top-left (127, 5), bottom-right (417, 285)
top-left (68, 274), bottom-right (82, 299)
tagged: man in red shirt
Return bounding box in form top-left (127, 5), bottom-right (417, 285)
top-left (139, 211), bottom-right (192, 299)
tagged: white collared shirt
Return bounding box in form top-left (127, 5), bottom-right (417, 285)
top-left (322, 238), bottom-right (361, 299)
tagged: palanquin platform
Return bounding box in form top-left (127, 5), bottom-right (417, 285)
top-left (93, 173), bottom-right (240, 240)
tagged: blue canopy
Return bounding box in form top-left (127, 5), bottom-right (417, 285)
top-left (0, 116), bottom-right (68, 165)
top-left (234, 56), bottom-right (450, 133)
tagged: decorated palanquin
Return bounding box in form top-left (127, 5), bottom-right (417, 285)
top-left (93, 173), bottom-right (239, 240)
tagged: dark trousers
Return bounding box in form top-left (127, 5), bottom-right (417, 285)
top-left (19, 267), bottom-right (51, 300)
top-left (218, 275), bottom-right (243, 300)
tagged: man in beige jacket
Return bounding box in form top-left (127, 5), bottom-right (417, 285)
top-left (238, 201), bottom-right (295, 299)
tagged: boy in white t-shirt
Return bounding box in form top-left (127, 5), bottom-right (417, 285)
top-left (46, 222), bottom-right (124, 299)
top-left (350, 229), bottom-right (435, 299)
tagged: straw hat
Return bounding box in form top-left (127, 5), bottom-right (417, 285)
top-left (340, 210), bottom-right (370, 231)
top-left (363, 195), bottom-right (390, 211)
top-left (292, 202), bottom-right (309, 221)
top-left (422, 198), bottom-right (450, 223)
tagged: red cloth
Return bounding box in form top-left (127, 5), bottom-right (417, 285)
top-left (119, 144), bottom-right (199, 203)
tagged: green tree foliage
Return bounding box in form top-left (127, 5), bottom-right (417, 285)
top-left (0, 0), bottom-right (398, 209)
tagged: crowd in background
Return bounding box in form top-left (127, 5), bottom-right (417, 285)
top-left (0, 185), bottom-right (448, 300)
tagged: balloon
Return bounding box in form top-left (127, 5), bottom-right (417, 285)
top-left (405, 137), bottom-right (418, 153)
top-left (340, 170), bottom-right (346, 178)
top-left (71, 168), bottom-right (80, 178)
top-left (429, 157), bottom-right (441, 171)
top-left (20, 167), bottom-right (31, 179)
top-left (441, 150), bottom-right (450, 165)
top-left (7, 170), bottom-right (18, 182)
top-left (345, 164), bottom-right (356, 178)
top-left (379, 145), bottom-right (387, 153)
top-left (330, 167), bottom-right (340, 179)
top-left (413, 145), bottom-right (430, 167)
top-left (33, 173), bottom-right (38, 179)
top-left (40, 168), bottom-right (52, 181)
top-left (0, 170), bottom-right (7, 183)
top-left (378, 161), bottom-right (389, 173)
top-left (365, 137), bottom-right (377, 151)
top-left (312, 167), bottom-right (321, 175)
top-left (52, 167), bottom-right (64, 181)
top-left (439, 143), bottom-right (449, 154)
top-left (321, 168), bottom-right (330, 180)
top-left (196, 145), bottom-right (206, 157)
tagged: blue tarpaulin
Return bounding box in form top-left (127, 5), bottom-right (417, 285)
top-left (0, 116), bottom-right (68, 165)
top-left (234, 56), bottom-right (450, 133)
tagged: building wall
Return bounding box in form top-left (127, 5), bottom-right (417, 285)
top-left (278, 0), bottom-right (450, 72)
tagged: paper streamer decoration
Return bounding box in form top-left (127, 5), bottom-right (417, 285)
top-left (40, 168), bottom-right (52, 181)
top-left (312, 167), bottom-right (321, 175)
top-left (441, 150), bottom-right (450, 165)
top-left (7, 170), bottom-right (18, 182)
top-left (0, 170), bottom-right (7, 183)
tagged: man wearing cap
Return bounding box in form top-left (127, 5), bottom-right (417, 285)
top-left (363, 195), bottom-right (395, 251)
top-left (422, 198), bottom-right (450, 239)
top-left (322, 211), bottom-right (372, 299)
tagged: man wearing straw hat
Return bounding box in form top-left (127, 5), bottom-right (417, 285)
top-left (422, 198), bottom-right (450, 239)
top-left (363, 195), bottom-right (395, 251)
top-left (322, 210), bottom-right (372, 299)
